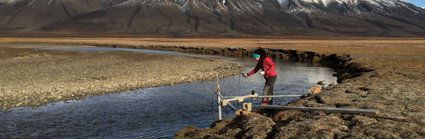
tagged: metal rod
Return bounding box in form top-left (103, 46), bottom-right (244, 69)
top-left (218, 92), bottom-right (237, 110)
top-left (217, 92), bottom-right (222, 120)
top-left (256, 95), bottom-right (302, 98)
top-left (223, 94), bottom-right (302, 99)
top-left (215, 73), bottom-right (222, 120)
top-left (262, 105), bottom-right (378, 115)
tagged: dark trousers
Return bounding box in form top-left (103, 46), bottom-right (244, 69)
top-left (262, 76), bottom-right (277, 105)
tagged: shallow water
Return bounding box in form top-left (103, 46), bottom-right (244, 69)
top-left (0, 46), bottom-right (337, 138)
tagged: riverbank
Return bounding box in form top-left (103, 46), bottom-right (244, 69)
top-left (168, 40), bottom-right (425, 138)
top-left (0, 44), bottom-right (240, 109)
top-left (1, 37), bottom-right (424, 138)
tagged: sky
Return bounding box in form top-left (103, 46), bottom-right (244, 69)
top-left (404, 0), bottom-right (425, 8)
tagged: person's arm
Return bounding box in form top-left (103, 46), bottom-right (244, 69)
top-left (246, 62), bottom-right (261, 77)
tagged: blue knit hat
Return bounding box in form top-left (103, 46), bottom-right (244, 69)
top-left (252, 53), bottom-right (261, 59)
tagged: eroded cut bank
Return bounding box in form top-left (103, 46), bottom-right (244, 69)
top-left (97, 44), bottom-right (372, 82)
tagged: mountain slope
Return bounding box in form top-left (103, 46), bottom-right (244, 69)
top-left (0, 0), bottom-right (424, 36)
top-left (44, 0), bottom-right (308, 35)
top-left (274, 0), bottom-right (425, 36)
top-left (0, 0), bottom-right (109, 31)
top-left (43, 0), bottom-right (195, 35)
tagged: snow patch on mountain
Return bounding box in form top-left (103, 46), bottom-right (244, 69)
top-left (277, 0), bottom-right (406, 8)
top-left (276, 0), bottom-right (423, 14)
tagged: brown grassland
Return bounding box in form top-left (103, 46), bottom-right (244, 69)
top-left (1, 37), bottom-right (424, 72)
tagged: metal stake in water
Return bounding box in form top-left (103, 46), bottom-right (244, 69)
top-left (215, 73), bottom-right (222, 120)
top-left (217, 91), bottom-right (222, 120)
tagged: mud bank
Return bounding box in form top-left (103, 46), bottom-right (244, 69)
top-left (0, 46), bottom-right (240, 109)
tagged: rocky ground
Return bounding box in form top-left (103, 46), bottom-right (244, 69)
top-left (176, 63), bottom-right (425, 139)
top-left (0, 38), bottom-right (424, 138)
top-left (0, 44), bottom-right (240, 109)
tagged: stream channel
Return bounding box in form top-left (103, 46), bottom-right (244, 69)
top-left (0, 46), bottom-right (337, 138)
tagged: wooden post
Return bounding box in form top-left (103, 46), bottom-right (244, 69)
top-left (262, 105), bottom-right (378, 115)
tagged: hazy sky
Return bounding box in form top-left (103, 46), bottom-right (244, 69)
top-left (405, 0), bottom-right (425, 7)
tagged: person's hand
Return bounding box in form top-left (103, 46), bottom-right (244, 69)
top-left (260, 71), bottom-right (265, 75)
top-left (241, 73), bottom-right (248, 78)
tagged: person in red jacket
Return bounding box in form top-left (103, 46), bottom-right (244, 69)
top-left (242, 49), bottom-right (277, 105)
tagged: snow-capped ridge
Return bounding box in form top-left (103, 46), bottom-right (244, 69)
top-left (0, 0), bottom-right (424, 36)
top-left (275, 0), bottom-right (423, 14)
top-left (277, 0), bottom-right (408, 8)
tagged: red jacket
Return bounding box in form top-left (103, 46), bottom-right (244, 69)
top-left (247, 57), bottom-right (277, 79)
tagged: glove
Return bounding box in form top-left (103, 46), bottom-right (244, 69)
top-left (241, 73), bottom-right (248, 78)
top-left (260, 71), bottom-right (265, 75)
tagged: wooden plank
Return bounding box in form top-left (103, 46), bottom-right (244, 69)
top-left (262, 105), bottom-right (378, 115)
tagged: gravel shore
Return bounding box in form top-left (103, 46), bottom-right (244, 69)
top-left (0, 45), bottom-right (240, 109)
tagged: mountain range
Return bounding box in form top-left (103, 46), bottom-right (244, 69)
top-left (0, 0), bottom-right (424, 36)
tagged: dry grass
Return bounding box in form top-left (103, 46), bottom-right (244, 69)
top-left (1, 37), bottom-right (424, 72)
top-left (0, 37), bottom-right (424, 55)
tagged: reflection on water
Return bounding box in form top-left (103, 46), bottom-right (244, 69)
top-left (0, 47), bottom-right (337, 138)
